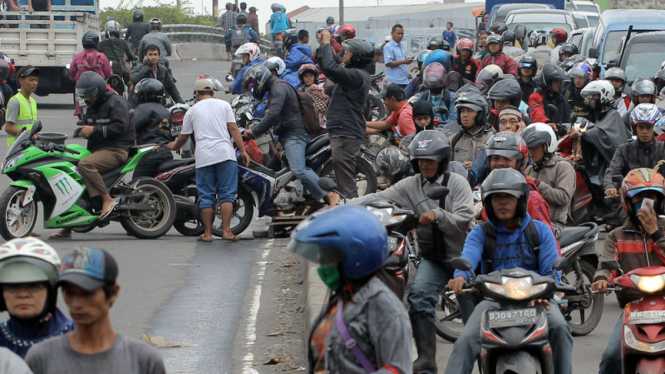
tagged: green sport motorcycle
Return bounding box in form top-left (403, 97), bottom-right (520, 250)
top-left (0, 121), bottom-right (176, 240)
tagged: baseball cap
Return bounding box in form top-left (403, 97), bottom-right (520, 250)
top-left (17, 65), bottom-right (40, 79)
top-left (194, 78), bottom-right (214, 92)
top-left (376, 84), bottom-right (405, 100)
top-left (58, 247), bottom-right (118, 292)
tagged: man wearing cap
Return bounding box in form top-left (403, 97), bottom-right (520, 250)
top-left (168, 79), bottom-right (251, 242)
top-left (5, 65), bottom-right (39, 147)
top-left (25, 247), bottom-right (166, 374)
top-left (366, 84), bottom-right (415, 137)
top-left (247, 6), bottom-right (259, 33)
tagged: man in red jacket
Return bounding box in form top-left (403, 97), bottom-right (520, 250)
top-left (528, 63), bottom-right (571, 137)
top-left (478, 34), bottom-right (517, 77)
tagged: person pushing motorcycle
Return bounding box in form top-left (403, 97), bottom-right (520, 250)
top-left (49, 71), bottom-right (135, 240)
top-left (593, 168), bottom-right (665, 374)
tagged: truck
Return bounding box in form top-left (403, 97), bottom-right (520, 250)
top-left (0, 0), bottom-right (100, 96)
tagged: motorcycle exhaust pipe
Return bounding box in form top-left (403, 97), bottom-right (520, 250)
top-left (173, 195), bottom-right (198, 219)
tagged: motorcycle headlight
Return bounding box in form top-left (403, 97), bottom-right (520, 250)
top-left (3, 152), bottom-right (25, 170)
top-left (484, 277), bottom-right (546, 301)
top-left (631, 274), bottom-right (665, 294)
top-left (366, 206), bottom-right (392, 225)
top-left (624, 325), bottom-right (665, 353)
top-left (389, 214), bottom-right (407, 225)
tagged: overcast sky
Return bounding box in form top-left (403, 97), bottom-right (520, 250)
top-left (102, 0), bottom-right (448, 33)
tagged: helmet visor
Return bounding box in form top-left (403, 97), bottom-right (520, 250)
top-left (625, 186), bottom-right (665, 198)
top-left (242, 78), bottom-right (256, 95)
top-left (486, 149), bottom-right (522, 160)
top-left (476, 69), bottom-right (497, 84)
top-left (0, 261), bottom-right (49, 284)
top-left (287, 240), bottom-right (345, 265)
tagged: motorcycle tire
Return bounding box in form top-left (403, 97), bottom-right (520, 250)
top-left (72, 225), bottom-right (96, 233)
top-left (365, 94), bottom-right (386, 121)
top-left (120, 178), bottom-right (176, 239)
top-left (561, 259), bottom-right (605, 336)
top-left (211, 187), bottom-right (255, 237)
top-left (173, 220), bottom-right (204, 237)
top-left (320, 157), bottom-right (378, 196)
top-left (0, 186), bottom-right (38, 240)
top-left (435, 291), bottom-right (464, 343)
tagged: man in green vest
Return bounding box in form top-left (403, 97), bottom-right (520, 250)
top-left (5, 66), bottom-right (39, 146)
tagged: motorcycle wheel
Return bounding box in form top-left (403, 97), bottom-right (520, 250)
top-left (72, 225), bottom-right (96, 233)
top-left (365, 94), bottom-right (386, 121)
top-left (320, 157), bottom-right (378, 196)
top-left (120, 178), bottom-right (176, 239)
top-left (435, 291), bottom-right (464, 343)
top-left (0, 186), bottom-right (38, 240)
top-left (211, 188), bottom-right (255, 237)
top-left (561, 259), bottom-right (605, 336)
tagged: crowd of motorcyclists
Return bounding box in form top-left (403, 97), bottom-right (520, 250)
top-left (1, 3), bottom-right (665, 374)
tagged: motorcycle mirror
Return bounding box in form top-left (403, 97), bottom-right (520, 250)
top-left (451, 258), bottom-right (475, 279)
top-left (435, 106), bottom-right (449, 114)
top-left (552, 257), bottom-right (568, 272)
top-left (225, 75), bottom-right (234, 82)
top-left (546, 104), bottom-right (559, 121)
top-left (427, 186), bottom-right (450, 201)
top-left (317, 177), bottom-right (338, 193)
top-left (612, 175), bottom-right (624, 184)
top-left (29, 121), bottom-right (43, 138)
top-left (601, 260), bottom-right (622, 274)
top-left (569, 113), bottom-right (578, 124)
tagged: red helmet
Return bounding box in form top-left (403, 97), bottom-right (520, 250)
top-left (456, 38), bottom-right (474, 55)
top-left (550, 28), bottom-right (568, 44)
top-left (298, 63), bottom-right (319, 83)
top-left (334, 24), bottom-right (356, 40)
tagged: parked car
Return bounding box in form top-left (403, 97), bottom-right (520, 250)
top-left (505, 9), bottom-right (578, 47)
top-left (567, 0), bottom-right (601, 14)
top-left (571, 11), bottom-right (599, 28)
top-left (567, 27), bottom-right (596, 57)
top-left (487, 3), bottom-right (554, 29)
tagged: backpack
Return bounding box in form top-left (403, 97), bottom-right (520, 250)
top-left (278, 80), bottom-right (323, 136)
top-left (107, 39), bottom-right (129, 77)
top-left (479, 220), bottom-right (541, 273)
top-left (231, 27), bottom-right (250, 48)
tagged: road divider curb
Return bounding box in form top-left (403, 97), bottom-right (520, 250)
top-left (171, 43), bottom-right (227, 61)
top-left (303, 260), bottom-right (327, 345)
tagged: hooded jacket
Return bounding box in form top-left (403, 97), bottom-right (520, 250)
top-left (69, 49), bottom-right (112, 82)
top-left (0, 308), bottom-right (74, 358)
top-left (455, 213), bottom-right (560, 281)
top-left (525, 154), bottom-right (576, 225)
top-left (251, 77), bottom-right (308, 139)
top-left (479, 52), bottom-right (518, 77)
top-left (604, 139), bottom-right (665, 190)
top-left (594, 218), bottom-right (665, 307)
top-left (285, 43), bottom-right (314, 72)
top-left (83, 89), bottom-right (136, 153)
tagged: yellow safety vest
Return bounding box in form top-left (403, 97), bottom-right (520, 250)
top-left (6, 93), bottom-right (37, 146)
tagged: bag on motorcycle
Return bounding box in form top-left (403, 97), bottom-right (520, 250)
top-left (244, 138), bottom-right (264, 164)
top-left (231, 27), bottom-right (250, 48)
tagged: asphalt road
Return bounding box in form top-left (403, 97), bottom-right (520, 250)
top-left (0, 58), bottom-right (627, 374)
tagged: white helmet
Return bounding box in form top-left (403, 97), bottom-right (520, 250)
top-left (581, 80), bottom-right (615, 106)
top-left (264, 57), bottom-right (286, 75)
top-left (235, 42), bottom-right (261, 62)
top-left (521, 122), bottom-right (558, 154)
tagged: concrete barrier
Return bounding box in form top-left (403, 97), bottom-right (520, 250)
top-left (171, 43), bottom-right (227, 61)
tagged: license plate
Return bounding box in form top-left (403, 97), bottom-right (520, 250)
top-left (172, 125), bottom-right (182, 137)
top-left (630, 310), bottom-right (665, 325)
top-left (487, 308), bottom-right (538, 328)
top-left (388, 237), bottom-right (398, 252)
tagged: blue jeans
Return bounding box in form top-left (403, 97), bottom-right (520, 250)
top-left (444, 300), bottom-right (573, 374)
top-left (598, 313), bottom-right (622, 374)
top-left (282, 134), bottom-right (327, 200)
top-left (196, 160), bottom-right (238, 209)
top-left (407, 259), bottom-right (475, 322)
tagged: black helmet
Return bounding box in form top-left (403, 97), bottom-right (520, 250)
top-left (242, 64), bottom-right (272, 100)
top-left (376, 146), bottom-right (411, 180)
top-left (632, 78), bottom-right (658, 104)
top-left (488, 79), bottom-right (522, 108)
top-left (76, 71), bottom-right (107, 105)
top-left (132, 9), bottom-right (145, 22)
top-left (654, 69), bottom-right (665, 93)
top-left (271, 3), bottom-right (280, 11)
top-left (326, 16), bottom-right (335, 24)
top-left (427, 37), bottom-right (445, 50)
top-left (0, 60), bottom-right (10, 81)
top-left (342, 39), bottom-right (374, 68)
top-left (135, 78), bottom-right (165, 104)
top-left (407, 130), bottom-right (452, 174)
top-left (559, 43), bottom-right (579, 60)
top-left (489, 22), bottom-right (508, 35)
top-left (501, 30), bottom-right (516, 46)
top-left (539, 63), bottom-right (567, 90)
top-left (282, 29), bottom-right (299, 51)
top-left (517, 55), bottom-right (538, 77)
top-left (455, 93), bottom-right (489, 129)
top-left (514, 24), bottom-right (527, 40)
top-left (484, 131), bottom-right (529, 172)
top-left (81, 30), bottom-right (99, 49)
top-left (481, 168), bottom-right (530, 222)
top-left (236, 14), bottom-right (247, 25)
top-left (486, 33), bottom-right (504, 53)
top-left (149, 18), bottom-right (162, 31)
top-left (457, 83), bottom-right (482, 97)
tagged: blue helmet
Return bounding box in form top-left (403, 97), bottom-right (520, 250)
top-left (288, 205), bottom-right (388, 279)
top-left (423, 49), bottom-right (452, 71)
top-left (655, 116), bottom-right (665, 135)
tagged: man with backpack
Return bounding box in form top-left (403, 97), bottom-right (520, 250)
top-left (98, 20), bottom-right (135, 87)
top-left (243, 65), bottom-right (338, 208)
top-left (446, 168), bottom-right (573, 374)
top-left (225, 14), bottom-right (258, 54)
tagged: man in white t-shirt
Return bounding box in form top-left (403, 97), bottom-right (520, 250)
top-left (168, 79), bottom-right (250, 242)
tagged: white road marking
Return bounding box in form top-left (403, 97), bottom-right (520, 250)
top-left (242, 239), bottom-right (273, 374)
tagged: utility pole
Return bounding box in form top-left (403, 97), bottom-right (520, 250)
top-left (339, 0), bottom-right (344, 24)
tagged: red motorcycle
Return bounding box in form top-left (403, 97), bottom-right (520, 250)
top-left (602, 260), bottom-right (665, 374)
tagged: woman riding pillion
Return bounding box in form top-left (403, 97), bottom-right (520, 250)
top-left (0, 238), bottom-right (74, 358)
top-left (289, 205), bottom-right (413, 373)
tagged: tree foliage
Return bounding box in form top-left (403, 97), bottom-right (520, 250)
top-left (100, 0), bottom-right (216, 28)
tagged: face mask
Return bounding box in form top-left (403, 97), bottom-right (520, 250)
top-left (317, 265), bottom-right (341, 291)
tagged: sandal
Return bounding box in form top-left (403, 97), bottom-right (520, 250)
top-left (48, 232), bottom-right (72, 240)
top-left (197, 236), bottom-right (213, 243)
top-left (222, 235), bottom-right (239, 242)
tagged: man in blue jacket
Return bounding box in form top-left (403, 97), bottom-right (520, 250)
top-left (230, 42), bottom-right (264, 95)
top-left (445, 168), bottom-right (573, 374)
top-left (269, 5), bottom-right (290, 47)
top-left (282, 29), bottom-right (314, 87)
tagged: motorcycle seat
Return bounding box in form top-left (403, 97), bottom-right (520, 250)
top-left (101, 158), bottom-right (133, 188)
top-left (154, 158), bottom-right (195, 174)
top-left (559, 224), bottom-right (596, 248)
top-left (305, 135), bottom-right (330, 156)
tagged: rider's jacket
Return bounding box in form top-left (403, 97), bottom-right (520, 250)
top-left (133, 101), bottom-right (172, 146)
top-left (525, 154), bottom-right (576, 225)
top-left (285, 43), bottom-right (314, 72)
top-left (594, 218), bottom-right (665, 307)
top-left (251, 76), bottom-right (307, 139)
top-left (562, 83), bottom-right (591, 120)
top-left (83, 89), bottom-right (135, 152)
top-left (479, 52), bottom-right (518, 77)
top-left (604, 139), bottom-right (665, 190)
top-left (130, 63), bottom-right (183, 105)
top-left (528, 88), bottom-right (572, 136)
top-left (138, 30), bottom-right (172, 61)
top-left (124, 22), bottom-right (150, 50)
top-left (452, 56), bottom-right (479, 83)
top-left (0, 308), bottom-right (74, 358)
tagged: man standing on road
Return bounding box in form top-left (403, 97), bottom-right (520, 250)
top-left (219, 2), bottom-right (237, 61)
top-left (316, 30), bottom-right (372, 199)
top-left (442, 22), bottom-right (457, 52)
top-left (5, 66), bottom-right (39, 147)
top-left (168, 79), bottom-right (250, 242)
top-left (383, 24), bottom-right (412, 88)
top-left (247, 6), bottom-right (259, 33)
top-left (25, 247), bottom-right (167, 374)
